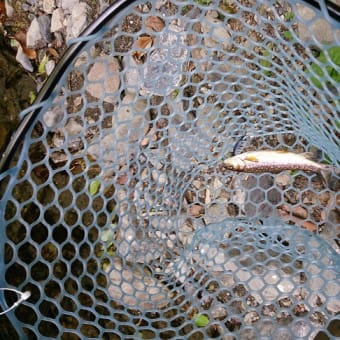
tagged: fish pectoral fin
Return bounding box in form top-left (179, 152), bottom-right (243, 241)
top-left (244, 155), bottom-right (259, 162)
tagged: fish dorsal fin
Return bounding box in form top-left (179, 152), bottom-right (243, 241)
top-left (276, 150), bottom-right (313, 160)
top-left (232, 135), bottom-right (248, 156)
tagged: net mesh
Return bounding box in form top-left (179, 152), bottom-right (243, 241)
top-left (0, 0), bottom-right (340, 339)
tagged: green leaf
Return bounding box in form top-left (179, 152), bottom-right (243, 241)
top-left (101, 258), bottom-right (110, 271)
top-left (329, 67), bottom-right (340, 82)
top-left (259, 47), bottom-right (273, 76)
top-left (308, 46), bottom-right (340, 88)
top-left (38, 55), bottom-right (49, 74)
top-left (29, 91), bottom-right (36, 104)
top-left (327, 46), bottom-right (340, 66)
top-left (89, 178), bottom-right (100, 196)
top-left (284, 11), bottom-right (294, 21)
top-left (309, 63), bottom-right (324, 88)
top-left (194, 0), bottom-right (211, 5)
top-left (283, 30), bottom-right (294, 41)
top-left (289, 170), bottom-right (299, 176)
top-left (101, 229), bottom-right (114, 242)
top-left (194, 314), bottom-right (209, 327)
top-left (172, 89), bottom-right (180, 99)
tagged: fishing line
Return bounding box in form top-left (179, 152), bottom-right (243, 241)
top-left (0, 288), bottom-right (31, 315)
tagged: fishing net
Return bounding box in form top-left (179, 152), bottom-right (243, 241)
top-left (0, 0), bottom-right (339, 339)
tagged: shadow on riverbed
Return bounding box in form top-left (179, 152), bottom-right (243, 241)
top-left (0, 30), bottom-right (36, 340)
top-left (0, 32), bottom-right (36, 153)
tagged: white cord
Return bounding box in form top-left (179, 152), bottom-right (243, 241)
top-left (0, 288), bottom-right (31, 315)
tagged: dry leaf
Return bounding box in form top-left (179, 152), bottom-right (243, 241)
top-left (301, 221), bottom-right (317, 233)
top-left (292, 206), bottom-right (307, 219)
top-left (136, 35), bottom-right (153, 49)
top-left (189, 204), bottom-right (204, 217)
top-left (133, 35), bottom-right (153, 63)
top-left (141, 137), bottom-right (150, 147)
top-left (0, 0), bottom-right (6, 24)
top-left (116, 173), bottom-right (128, 185)
top-left (46, 47), bottom-right (59, 59)
top-left (145, 16), bottom-right (165, 32)
top-left (277, 205), bottom-right (317, 233)
top-left (15, 30), bottom-right (37, 59)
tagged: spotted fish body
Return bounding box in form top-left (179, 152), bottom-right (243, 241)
top-left (223, 150), bottom-right (325, 173)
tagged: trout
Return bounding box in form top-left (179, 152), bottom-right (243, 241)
top-left (223, 150), bottom-right (328, 174)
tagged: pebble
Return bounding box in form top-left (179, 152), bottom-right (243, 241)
top-left (5, 0), bottom-right (14, 16)
top-left (26, 17), bottom-right (44, 49)
top-left (68, 2), bottom-right (89, 38)
top-left (27, 15), bottom-right (51, 49)
top-left (43, 0), bottom-right (56, 14)
top-left (86, 57), bottom-right (120, 102)
top-left (45, 59), bottom-right (55, 75)
top-left (43, 105), bottom-right (64, 128)
top-left (296, 4), bottom-right (335, 42)
top-left (61, 0), bottom-right (79, 12)
top-left (51, 8), bottom-right (64, 33)
top-left (23, 0), bottom-right (90, 45)
top-left (15, 45), bottom-right (33, 72)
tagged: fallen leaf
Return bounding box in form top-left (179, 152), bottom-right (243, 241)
top-left (89, 178), bottom-right (101, 195)
top-left (277, 205), bottom-right (317, 233)
top-left (145, 16), bottom-right (165, 32)
top-left (133, 35), bottom-right (153, 63)
top-left (15, 30), bottom-right (37, 59)
top-left (38, 54), bottom-right (49, 74)
top-left (301, 220), bottom-right (317, 233)
top-left (0, 1), bottom-right (6, 25)
top-left (136, 35), bottom-right (153, 49)
top-left (194, 314), bottom-right (209, 327)
top-left (141, 136), bottom-right (150, 147)
top-left (116, 173), bottom-right (128, 185)
top-left (292, 206), bottom-right (307, 219)
top-left (189, 204), bottom-right (204, 217)
top-left (46, 47), bottom-right (59, 59)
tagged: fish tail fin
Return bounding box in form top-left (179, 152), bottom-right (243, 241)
top-left (320, 165), bottom-right (337, 189)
